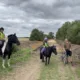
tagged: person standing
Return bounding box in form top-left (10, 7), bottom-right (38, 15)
top-left (64, 38), bottom-right (73, 65)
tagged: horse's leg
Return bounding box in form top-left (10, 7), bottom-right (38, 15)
top-left (7, 59), bottom-right (10, 67)
top-left (7, 53), bottom-right (11, 67)
top-left (48, 57), bottom-right (50, 64)
top-left (45, 57), bottom-right (47, 65)
top-left (42, 55), bottom-right (44, 62)
top-left (2, 59), bottom-right (6, 68)
top-left (2, 54), bottom-right (7, 68)
top-left (0, 49), bottom-right (2, 57)
top-left (40, 52), bottom-right (43, 59)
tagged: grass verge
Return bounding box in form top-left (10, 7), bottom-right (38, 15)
top-left (39, 56), bottom-right (59, 80)
top-left (76, 64), bottom-right (80, 79)
top-left (39, 55), bottom-right (77, 80)
top-left (0, 48), bottom-right (31, 76)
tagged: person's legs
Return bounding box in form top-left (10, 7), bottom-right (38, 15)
top-left (68, 56), bottom-right (71, 62)
top-left (67, 50), bottom-right (73, 65)
top-left (0, 40), bottom-right (4, 56)
top-left (69, 51), bottom-right (73, 64)
top-left (68, 56), bottom-right (73, 66)
top-left (67, 50), bottom-right (72, 63)
top-left (65, 49), bottom-right (73, 65)
top-left (65, 49), bottom-right (69, 63)
top-left (41, 47), bottom-right (46, 53)
top-left (69, 56), bottom-right (72, 62)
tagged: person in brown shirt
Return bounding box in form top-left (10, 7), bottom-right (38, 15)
top-left (64, 39), bottom-right (72, 64)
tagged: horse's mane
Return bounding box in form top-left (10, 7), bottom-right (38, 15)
top-left (8, 34), bottom-right (16, 38)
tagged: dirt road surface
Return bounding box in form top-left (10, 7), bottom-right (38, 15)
top-left (1, 39), bottom-right (79, 80)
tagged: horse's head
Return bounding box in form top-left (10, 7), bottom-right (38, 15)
top-left (8, 34), bottom-right (20, 45)
top-left (51, 45), bottom-right (57, 55)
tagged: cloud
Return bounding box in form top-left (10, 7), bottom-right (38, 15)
top-left (0, 0), bottom-right (79, 37)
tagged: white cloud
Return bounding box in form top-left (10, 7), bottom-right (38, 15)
top-left (31, 0), bottom-right (56, 6)
top-left (0, 0), bottom-right (79, 37)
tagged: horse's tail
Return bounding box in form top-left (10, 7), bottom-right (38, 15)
top-left (40, 47), bottom-right (44, 59)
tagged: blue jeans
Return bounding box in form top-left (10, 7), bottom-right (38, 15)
top-left (41, 47), bottom-right (46, 53)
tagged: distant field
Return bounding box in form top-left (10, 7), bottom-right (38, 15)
top-left (18, 37), bottom-right (29, 41)
top-left (18, 37), bottom-right (43, 50)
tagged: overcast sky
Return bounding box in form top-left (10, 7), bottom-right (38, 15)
top-left (0, 0), bottom-right (79, 37)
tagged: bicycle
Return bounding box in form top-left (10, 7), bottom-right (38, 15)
top-left (61, 51), bottom-right (68, 64)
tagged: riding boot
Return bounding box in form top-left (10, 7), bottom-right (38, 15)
top-left (40, 53), bottom-right (42, 59)
top-left (0, 49), bottom-right (2, 57)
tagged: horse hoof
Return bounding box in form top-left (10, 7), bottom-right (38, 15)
top-left (2, 65), bottom-right (6, 69)
top-left (42, 60), bottom-right (44, 62)
top-left (8, 64), bottom-right (10, 67)
top-left (45, 63), bottom-right (47, 65)
top-left (8, 65), bottom-right (10, 67)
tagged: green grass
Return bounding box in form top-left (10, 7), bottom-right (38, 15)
top-left (0, 48), bottom-right (31, 76)
top-left (39, 55), bottom-right (77, 80)
top-left (39, 56), bottom-right (60, 80)
top-left (11, 48), bottom-right (31, 64)
top-left (76, 65), bottom-right (80, 79)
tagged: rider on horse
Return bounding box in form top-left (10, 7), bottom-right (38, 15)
top-left (0, 27), bottom-right (5, 55)
top-left (43, 37), bottom-right (49, 46)
top-left (41, 36), bottom-right (49, 53)
top-left (0, 27), bottom-right (5, 40)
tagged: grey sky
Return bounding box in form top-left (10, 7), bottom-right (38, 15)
top-left (0, 0), bottom-right (79, 37)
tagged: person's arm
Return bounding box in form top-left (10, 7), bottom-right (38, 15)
top-left (47, 42), bottom-right (49, 46)
top-left (64, 42), bottom-right (66, 49)
top-left (0, 33), bottom-right (1, 40)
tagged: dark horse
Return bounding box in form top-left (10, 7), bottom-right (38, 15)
top-left (0, 34), bottom-right (20, 68)
top-left (40, 46), bottom-right (57, 65)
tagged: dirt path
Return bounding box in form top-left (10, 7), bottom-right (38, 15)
top-left (1, 39), bottom-right (79, 80)
top-left (1, 51), bottom-right (42, 80)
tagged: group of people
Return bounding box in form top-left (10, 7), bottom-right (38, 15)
top-left (0, 27), bottom-right (72, 64)
top-left (42, 37), bottom-right (72, 64)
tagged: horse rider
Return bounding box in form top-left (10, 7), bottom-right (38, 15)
top-left (43, 37), bottom-right (49, 47)
top-left (0, 27), bottom-right (5, 55)
top-left (41, 36), bottom-right (49, 53)
top-left (64, 38), bottom-right (73, 65)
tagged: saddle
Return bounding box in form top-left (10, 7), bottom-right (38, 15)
top-left (41, 47), bottom-right (49, 53)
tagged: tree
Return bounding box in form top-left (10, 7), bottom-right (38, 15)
top-left (67, 26), bottom-right (80, 44)
top-left (48, 32), bottom-right (54, 39)
top-left (56, 22), bottom-right (71, 40)
top-left (29, 28), bottom-right (44, 41)
top-left (56, 20), bottom-right (80, 44)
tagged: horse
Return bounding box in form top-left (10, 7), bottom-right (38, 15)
top-left (40, 45), bottom-right (57, 65)
top-left (0, 34), bottom-right (20, 68)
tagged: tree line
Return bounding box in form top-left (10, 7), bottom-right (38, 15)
top-left (29, 28), bottom-right (54, 41)
top-left (56, 20), bottom-right (80, 44)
